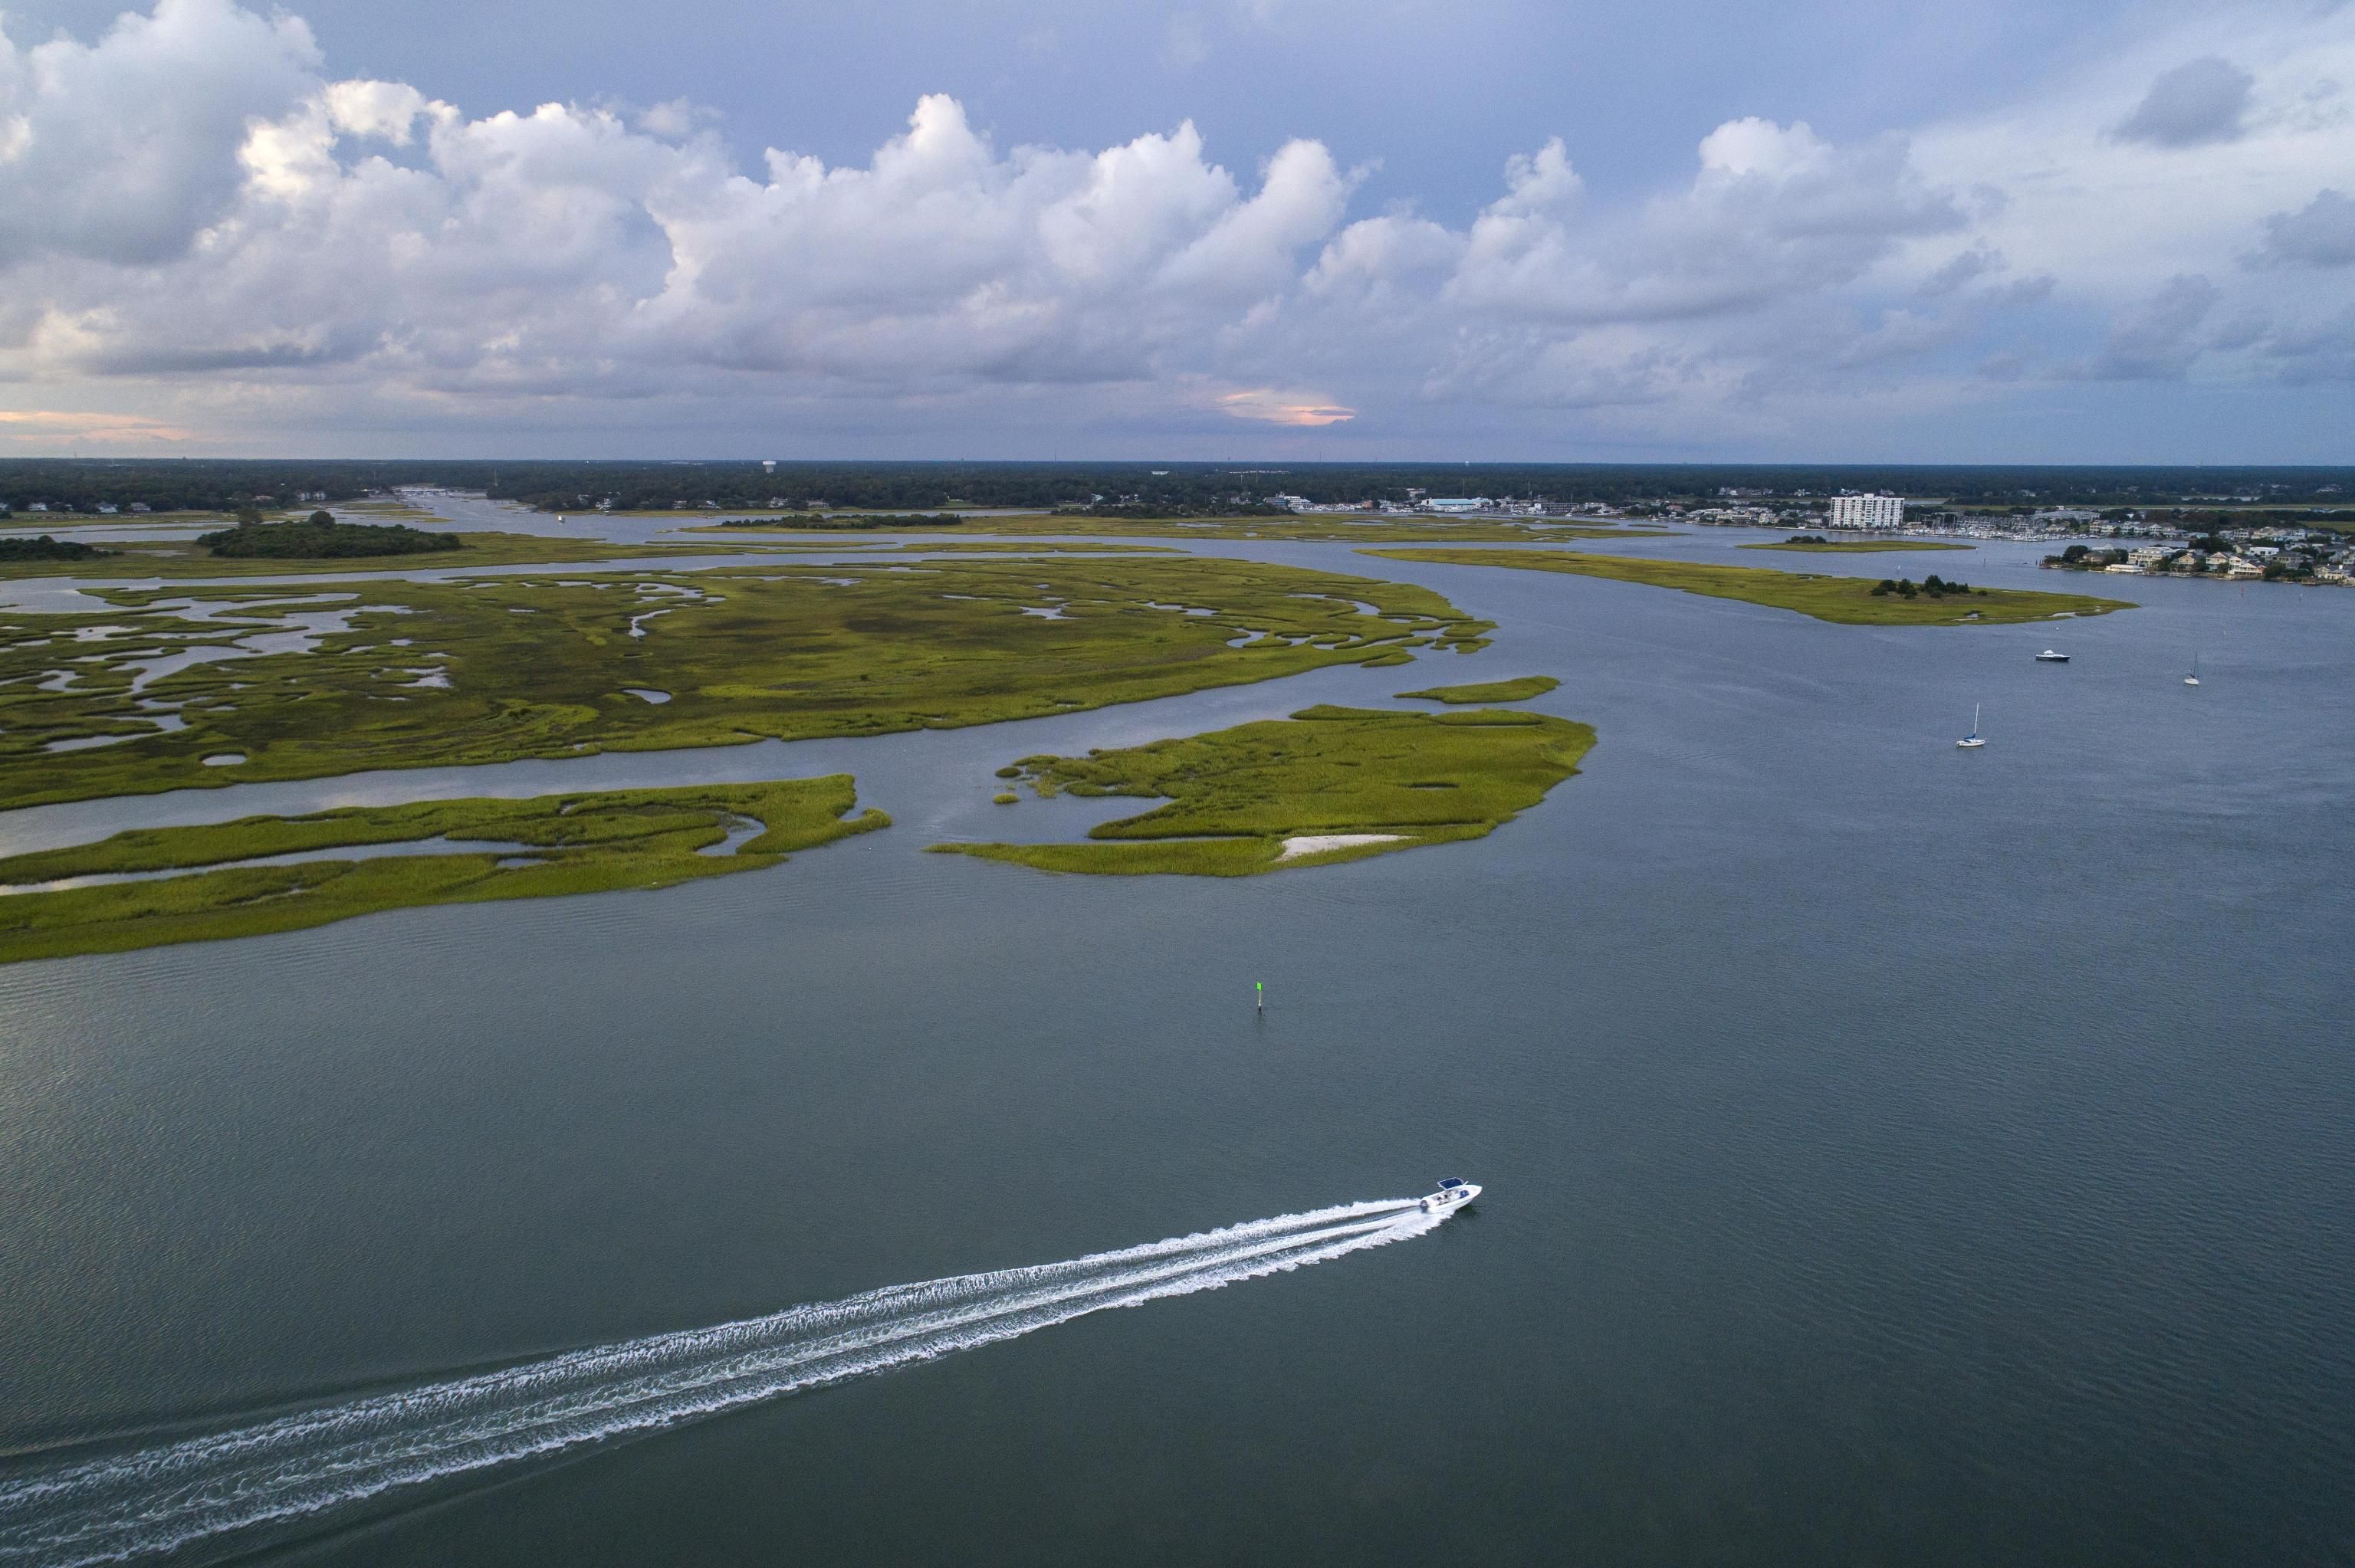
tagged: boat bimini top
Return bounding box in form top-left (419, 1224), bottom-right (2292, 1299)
top-left (1421, 1177), bottom-right (1482, 1214)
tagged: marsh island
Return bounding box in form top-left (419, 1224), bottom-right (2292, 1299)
top-left (1363, 547), bottom-right (2131, 625)
top-left (934, 703), bottom-right (1592, 876)
top-left (0, 778), bottom-right (885, 963)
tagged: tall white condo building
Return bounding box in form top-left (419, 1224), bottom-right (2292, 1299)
top-left (1828, 493), bottom-right (1906, 530)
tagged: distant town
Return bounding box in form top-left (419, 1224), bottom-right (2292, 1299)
top-left (1249, 487), bottom-right (2355, 587)
top-left (1655, 490), bottom-right (2355, 586)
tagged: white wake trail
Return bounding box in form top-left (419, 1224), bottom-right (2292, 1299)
top-left (0, 1199), bottom-right (1440, 1566)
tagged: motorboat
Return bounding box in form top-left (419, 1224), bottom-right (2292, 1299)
top-left (1421, 1177), bottom-right (1481, 1215)
top-left (1956, 703), bottom-right (1985, 749)
top-left (2035, 649), bottom-right (2069, 662)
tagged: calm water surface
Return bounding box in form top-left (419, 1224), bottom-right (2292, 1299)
top-left (1, 528), bottom-right (2350, 1565)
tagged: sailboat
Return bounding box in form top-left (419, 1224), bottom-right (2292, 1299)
top-left (1956, 704), bottom-right (1985, 749)
top-left (2185, 655), bottom-right (2200, 687)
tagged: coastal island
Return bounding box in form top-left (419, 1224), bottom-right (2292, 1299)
top-left (1741, 534), bottom-right (1972, 553)
top-left (0, 778), bottom-right (886, 963)
top-left (933, 704), bottom-right (1591, 875)
top-left (1361, 548), bottom-right (2131, 625)
top-left (1396, 675), bottom-right (1560, 704)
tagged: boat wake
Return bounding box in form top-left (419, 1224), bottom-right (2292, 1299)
top-left (0, 1199), bottom-right (1440, 1566)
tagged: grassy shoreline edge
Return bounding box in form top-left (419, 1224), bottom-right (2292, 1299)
top-left (1362, 547), bottom-right (2133, 625)
top-left (0, 778), bottom-right (886, 963)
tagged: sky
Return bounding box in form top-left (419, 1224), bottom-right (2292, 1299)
top-left (1, 0), bottom-right (2352, 461)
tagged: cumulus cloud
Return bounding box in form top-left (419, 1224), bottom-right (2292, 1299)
top-left (1438, 122), bottom-right (1959, 326)
top-left (0, 0), bottom-right (2351, 454)
top-left (2114, 57), bottom-right (2255, 147)
top-left (2251, 189), bottom-right (2355, 267)
top-left (0, 0), bottom-right (319, 265)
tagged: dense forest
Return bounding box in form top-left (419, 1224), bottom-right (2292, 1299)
top-left (4, 459), bottom-right (2353, 516)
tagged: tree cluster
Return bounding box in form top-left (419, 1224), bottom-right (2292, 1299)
top-left (2042, 545), bottom-right (2127, 570)
top-left (199, 513), bottom-right (463, 559)
top-left (1871, 574), bottom-right (1978, 599)
top-left (0, 534), bottom-right (114, 561)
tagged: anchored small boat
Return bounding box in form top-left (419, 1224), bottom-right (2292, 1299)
top-left (2186, 655), bottom-right (2200, 687)
top-left (1421, 1177), bottom-right (1481, 1215)
top-left (1956, 703), bottom-right (1985, 750)
top-left (2035, 649), bottom-right (2069, 662)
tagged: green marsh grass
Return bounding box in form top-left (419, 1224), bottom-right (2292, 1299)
top-left (0, 778), bottom-right (886, 963)
top-left (1398, 675), bottom-right (1560, 704)
top-left (691, 513), bottom-right (1671, 546)
top-left (932, 704), bottom-right (1592, 876)
top-left (1363, 548), bottom-right (2132, 625)
top-left (0, 558), bottom-right (1493, 809)
top-left (0, 530), bottom-right (766, 580)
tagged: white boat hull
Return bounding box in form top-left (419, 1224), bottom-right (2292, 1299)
top-left (1421, 1183), bottom-right (1481, 1215)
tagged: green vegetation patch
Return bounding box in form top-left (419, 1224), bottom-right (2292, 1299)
top-left (1398, 675), bottom-right (1559, 704)
top-left (695, 513), bottom-right (1671, 546)
top-left (0, 530), bottom-right (758, 579)
top-left (0, 778), bottom-right (886, 963)
top-left (1363, 548), bottom-right (2132, 625)
top-left (706, 517), bottom-right (956, 536)
top-left (1867, 573), bottom-right (1980, 602)
top-left (200, 513), bottom-right (462, 559)
top-left (931, 704), bottom-right (1592, 877)
top-left (887, 540), bottom-right (1179, 554)
top-left (0, 535), bottom-right (114, 562)
top-left (1740, 537), bottom-right (1972, 553)
top-left (0, 557), bottom-right (1493, 809)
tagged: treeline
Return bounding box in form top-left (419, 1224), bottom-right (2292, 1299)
top-left (0, 461), bottom-right (382, 514)
top-left (5, 460), bottom-right (2355, 515)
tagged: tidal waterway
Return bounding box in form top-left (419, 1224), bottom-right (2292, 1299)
top-left (0, 522), bottom-right (2349, 1565)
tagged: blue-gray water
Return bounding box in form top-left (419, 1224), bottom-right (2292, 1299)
top-left (1, 530), bottom-right (2350, 1564)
